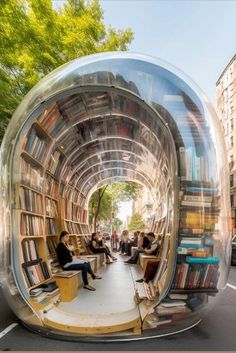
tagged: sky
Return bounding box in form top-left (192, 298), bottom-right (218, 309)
top-left (54, 0), bottom-right (236, 224)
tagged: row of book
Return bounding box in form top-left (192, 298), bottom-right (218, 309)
top-left (45, 198), bottom-right (58, 218)
top-left (44, 174), bottom-right (59, 199)
top-left (38, 103), bottom-right (69, 139)
top-left (61, 198), bottom-right (87, 222)
top-left (20, 156), bottom-right (43, 192)
top-left (172, 261), bottom-right (219, 289)
top-left (22, 239), bottom-right (39, 262)
top-left (19, 187), bottom-right (43, 214)
top-left (24, 127), bottom-right (48, 163)
top-left (21, 214), bottom-right (44, 236)
top-left (145, 293), bottom-right (207, 329)
top-left (48, 149), bottom-right (65, 178)
top-left (179, 146), bottom-right (211, 182)
top-left (47, 238), bottom-right (58, 255)
top-left (22, 260), bottom-right (50, 287)
top-left (64, 221), bottom-right (90, 235)
top-left (45, 218), bottom-right (58, 235)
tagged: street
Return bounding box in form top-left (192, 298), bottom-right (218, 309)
top-left (0, 266), bottom-right (235, 351)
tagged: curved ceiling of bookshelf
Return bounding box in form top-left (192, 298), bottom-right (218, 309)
top-left (1, 52), bottom-right (231, 339)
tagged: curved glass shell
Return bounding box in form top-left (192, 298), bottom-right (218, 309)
top-left (0, 52), bottom-right (231, 339)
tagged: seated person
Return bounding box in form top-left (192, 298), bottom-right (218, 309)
top-left (119, 229), bottom-right (131, 255)
top-left (126, 231), bottom-right (139, 256)
top-left (56, 231), bottom-right (102, 291)
top-left (90, 232), bottom-right (117, 264)
top-left (130, 231), bottom-right (148, 256)
top-left (124, 232), bottom-right (159, 264)
top-left (136, 260), bottom-right (161, 283)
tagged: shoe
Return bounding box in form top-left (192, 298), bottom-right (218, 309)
top-left (84, 285), bottom-right (96, 291)
top-left (93, 275), bottom-right (102, 279)
top-left (124, 260), bottom-right (135, 264)
top-left (136, 278), bottom-right (144, 283)
top-left (112, 257), bottom-right (117, 261)
top-left (106, 260), bottom-right (112, 264)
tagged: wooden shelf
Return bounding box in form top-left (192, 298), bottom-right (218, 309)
top-left (21, 235), bottom-right (45, 240)
top-left (28, 277), bottom-right (52, 290)
top-left (170, 288), bottom-right (218, 294)
top-left (45, 194), bottom-right (58, 202)
top-left (19, 183), bottom-right (43, 195)
top-left (20, 209), bottom-right (44, 217)
top-left (21, 151), bottom-right (45, 169)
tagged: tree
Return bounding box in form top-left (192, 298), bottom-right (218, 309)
top-left (0, 0), bottom-right (134, 142)
top-left (128, 213), bottom-right (145, 232)
top-left (89, 181), bottom-right (141, 231)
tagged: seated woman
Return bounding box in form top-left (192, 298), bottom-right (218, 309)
top-left (56, 231), bottom-right (101, 291)
top-left (90, 232), bottom-right (117, 264)
top-left (119, 229), bottom-right (131, 255)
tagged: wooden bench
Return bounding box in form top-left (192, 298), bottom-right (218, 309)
top-left (138, 253), bottom-right (161, 273)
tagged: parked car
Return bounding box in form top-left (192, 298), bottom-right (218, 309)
top-left (232, 235), bottom-right (236, 265)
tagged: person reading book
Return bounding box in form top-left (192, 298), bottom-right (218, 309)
top-left (124, 232), bottom-right (159, 264)
top-left (90, 232), bottom-right (117, 264)
top-left (56, 231), bottom-right (102, 291)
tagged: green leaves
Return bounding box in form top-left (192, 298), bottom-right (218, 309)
top-left (128, 213), bottom-right (146, 232)
top-left (0, 0), bottom-right (134, 142)
top-left (88, 182), bottom-right (141, 228)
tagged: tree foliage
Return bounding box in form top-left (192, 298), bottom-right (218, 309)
top-left (89, 181), bottom-right (141, 230)
top-left (128, 213), bottom-right (145, 232)
top-left (0, 0), bottom-right (134, 142)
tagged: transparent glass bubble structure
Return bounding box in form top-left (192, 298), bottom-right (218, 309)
top-left (0, 52), bottom-right (231, 340)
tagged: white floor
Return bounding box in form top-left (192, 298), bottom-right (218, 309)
top-left (59, 254), bottom-right (143, 315)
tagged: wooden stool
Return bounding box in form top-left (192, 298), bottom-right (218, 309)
top-left (53, 271), bottom-right (80, 302)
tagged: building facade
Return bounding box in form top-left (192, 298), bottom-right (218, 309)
top-left (132, 186), bottom-right (154, 230)
top-left (216, 54), bottom-right (236, 233)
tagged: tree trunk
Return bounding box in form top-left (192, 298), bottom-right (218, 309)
top-left (93, 185), bottom-right (108, 232)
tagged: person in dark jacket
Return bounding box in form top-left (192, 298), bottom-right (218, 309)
top-left (56, 231), bottom-right (101, 291)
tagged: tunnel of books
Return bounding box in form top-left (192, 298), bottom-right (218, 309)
top-left (0, 52), bottom-right (231, 340)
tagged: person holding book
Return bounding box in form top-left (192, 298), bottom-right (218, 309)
top-left (124, 232), bottom-right (158, 264)
top-left (90, 232), bottom-right (117, 264)
top-left (56, 231), bottom-right (101, 291)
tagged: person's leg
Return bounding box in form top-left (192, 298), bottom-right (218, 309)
top-left (145, 261), bottom-right (160, 282)
top-left (125, 249), bottom-right (142, 263)
top-left (64, 263), bottom-right (89, 285)
top-left (64, 263), bottom-right (97, 289)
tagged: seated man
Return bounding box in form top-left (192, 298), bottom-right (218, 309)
top-left (124, 232), bottom-right (159, 264)
top-left (56, 231), bottom-right (102, 291)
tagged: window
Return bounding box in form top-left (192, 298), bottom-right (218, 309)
top-left (230, 135), bottom-right (234, 147)
top-left (231, 194), bottom-right (234, 207)
top-left (230, 174), bottom-right (234, 187)
top-left (230, 119), bottom-right (234, 131)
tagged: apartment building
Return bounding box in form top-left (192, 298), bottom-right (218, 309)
top-left (216, 54), bottom-right (236, 232)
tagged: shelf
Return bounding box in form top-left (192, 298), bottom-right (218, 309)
top-left (45, 170), bottom-right (60, 180)
top-left (21, 235), bottom-right (45, 239)
top-left (20, 209), bottom-right (44, 217)
top-left (45, 194), bottom-right (58, 202)
top-left (19, 183), bottom-right (43, 195)
top-left (170, 288), bottom-right (218, 294)
top-left (46, 234), bottom-right (59, 237)
top-left (27, 279), bottom-right (53, 290)
top-left (46, 215), bottom-right (58, 219)
top-left (21, 151), bottom-right (45, 169)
